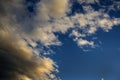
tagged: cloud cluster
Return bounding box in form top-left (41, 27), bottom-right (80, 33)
top-left (0, 0), bottom-right (120, 79)
top-left (32, 0), bottom-right (120, 47)
top-left (1, 0), bottom-right (119, 47)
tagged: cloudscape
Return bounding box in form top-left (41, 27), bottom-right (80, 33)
top-left (0, 0), bottom-right (120, 80)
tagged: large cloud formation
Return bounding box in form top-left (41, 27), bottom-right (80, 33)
top-left (0, 28), bottom-right (57, 80)
top-left (0, 0), bottom-right (120, 80)
top-left (0, 0), bottom-right (58, 80)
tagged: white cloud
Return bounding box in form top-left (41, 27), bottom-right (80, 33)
top-left (71, 10), bottom-right (120, 33)
top-left (32, 27), bottom-right (61, 46)
top-left (77, 39), bottom-right (94, 47)
top-left (70, 30), bottom-right (86, 38)
top-left (36, 0), bottom-right (70, 20)
top-left (88, 27), bottom-right (97, 34)
top-left (77, 0), bottom-right (99, 4)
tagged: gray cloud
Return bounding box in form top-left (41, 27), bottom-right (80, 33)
top-left (0, 1), bottom-right (59, 79)
top-left (0, 29), bottom-right (57, 80)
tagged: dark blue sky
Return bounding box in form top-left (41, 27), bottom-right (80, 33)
top-left (52, 25), bottom-right (120, 80)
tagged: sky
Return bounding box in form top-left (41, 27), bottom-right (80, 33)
top-left (53, 25), bottom-right (120, 80)
top-left (0, 0), bottom-right (120, 80)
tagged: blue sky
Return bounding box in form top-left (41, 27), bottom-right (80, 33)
top-left (0, 0), bottom-right (120, 80)
top-left (52, 25), bottom-right (120, 80)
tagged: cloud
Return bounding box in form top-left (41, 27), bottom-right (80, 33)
top-left (70, 30), bottom-right (94, 47)
top-left (0, 0), bottom-right (71, 46)
top-left (1, 0), bottom-right (119, 47)
top-left (0, 0), bottom-right (59, 77)
top-left (1, 0), bottom-right (120, 46)
top-left (77, 0), bottom-right (99, 4)
top-left (77, 39), bottom-right (94, 47)
top-left (0, 28), bottom-right (58, 80)
top-left (0, 0), bottom-right (120, 79)
top-left (36, 0), bottom-right (70, 19)
top-left (70, 30), bottom-right (95, 47)
top-left (69, 9), bottom-right (120, 47)
top-left (70, 30), bottom-right (86, 38)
